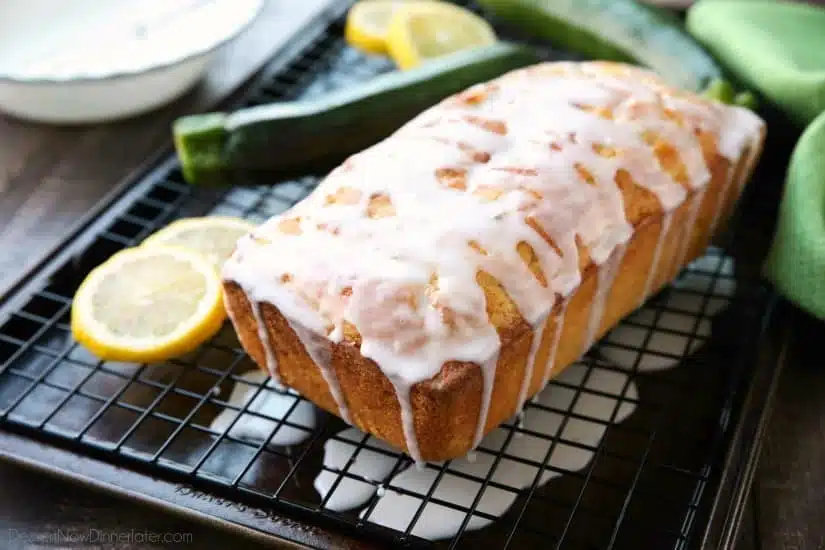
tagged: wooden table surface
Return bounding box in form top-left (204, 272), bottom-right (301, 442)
top-left (0, 0), bottom-right (341, 298)
top-left (0, 2), bottom-right (822, 549)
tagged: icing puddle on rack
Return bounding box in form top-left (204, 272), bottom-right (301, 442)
top-left (210, 250), bottom-right (736, 541)
top-left (318, 363), bottom-right (636, 540)
top-left (211, 371), bottom-right (316, 447)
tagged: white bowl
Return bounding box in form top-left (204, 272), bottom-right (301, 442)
top-left (0, 0), bottom-right (264, 124)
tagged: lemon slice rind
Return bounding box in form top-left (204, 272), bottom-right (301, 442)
top-left (141, 216), bottom-right (257, 272)
top-left (386, 1), bottom-right (497, 70)
top-left (71, 246), bottom-right (226, 363)
top-left (345, 0), bottom-right (404, 55)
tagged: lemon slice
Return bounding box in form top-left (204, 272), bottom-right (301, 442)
top-left (386, 1), bottom-right (497, 70)
top-left (345, 0), bottom-right (410, 55)
top-left (141, 216), bottom-right (257, 272)
top-left (71, 246), bottom-right (226, 363)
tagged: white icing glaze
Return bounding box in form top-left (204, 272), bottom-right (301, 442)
top-left (641, 211), bottom-right (674, 305)
top-left (513, 293), bottom-right (574, 422)
top-left (516, 314), bottom-right (549, 414)
top-left (393, 375), bottom-right (423, 464)
top-left (472, 351), bottom-right (500, 450)
top-left (674, 188), bottom-right (707, 269)
top-left (582, 243), bottom-right (628, 355)
top-left (216, 248), bottom-right (738, 541)
top-left (315, 362), bottom-right (638, 540)
top-left (222, 61), bottom-right (764, 462)
top-left (673, 250), bottom-right (737, 316)
top-left (312, 253), bottom-right (731, 537)
top-left (601, 298), bottom-right (713, 371)
top-left (717, 105), bottom-right (765, 169)
top-left (313, 427), bottom-right (399, 511)
top-left (601, 250), bottom-right (735, 370)
top-left (250, 302), bottom-right (280, 383)
top-left (542, 297), bottom-right (570, 385)
top-left (286, 318), bottom-right (351, 424)
top-left (209, 370), bottom-right (316, 446)
top-left (671, 258), bottom-right (737, 315)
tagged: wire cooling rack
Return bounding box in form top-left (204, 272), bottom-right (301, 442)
top-left (0, 3), bottom-right (783, 550)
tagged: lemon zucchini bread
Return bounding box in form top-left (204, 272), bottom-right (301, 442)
top-left (222, 61), bottom-right (765, 463)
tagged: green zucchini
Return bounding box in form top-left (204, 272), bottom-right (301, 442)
top-left (475, 0), bottom-right (737, 96)
top-left (174, 41), bottom-right (539, 186)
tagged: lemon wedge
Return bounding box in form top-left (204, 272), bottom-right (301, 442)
top-left (141, 216), bottom-right (257, 272)
top-left (345, 0), bottom-right (410, 55)
top-left (71, 246), bottom-right (226, 363)
top-left (386, 1), bottom-right (497, 70)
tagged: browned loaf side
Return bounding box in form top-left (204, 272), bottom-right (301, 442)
top-left (222, 61), bottom-right (766, 462)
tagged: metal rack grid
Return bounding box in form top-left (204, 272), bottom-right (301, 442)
top-left (0, 6), bottom-right (777, 550)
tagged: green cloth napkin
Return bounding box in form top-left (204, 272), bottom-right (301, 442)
top-left (764, 109), bottom-right (825, 319)
top-left (687, 0), bottom-right (825, 127)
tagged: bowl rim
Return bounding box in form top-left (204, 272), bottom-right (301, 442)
top-left (0, 0), bottom-right (265, 86)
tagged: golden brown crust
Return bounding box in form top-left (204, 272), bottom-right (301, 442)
top-left (223, 120), bottom-right (764, 462)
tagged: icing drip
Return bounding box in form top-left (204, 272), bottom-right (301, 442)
top-left (516, 314), bottom-right (550, 415)
top-left (222, 61), bottom-right (765, 462)
top-left (583, 243), bottom-right (628, 355)
top-left (472, 351), bottom-right (501, 450)
top-left (602, 249), bottom-right (734, 371)
top-left (718, 106), bottom-right (766, 166)
top-left (392, 377), bottom-right (423, 464)
top-left (316, 361), bottom-right (639, 539)
top-left (312, 255), bottom-right (733, 539)
top-left (709, 120), bottom-right (761, 238)
top-left (286, 319), bottom-right (351, 424)
top-left (674, 188), bottom-right (707, 269)
top-left (215, 247), bottom-right (743, 541)
top-left (391, 347), bottom-right (505, 460)
top-left (516, 295), bottom-right (573, 418)
top-left (250, 302), bottom-right (280, 384)
top-left (542, 297), bottom-right (570, 385)
top-left (640, 211), bottom-right (674, 304)
top-left (214, 250), bottom-right (740, 542)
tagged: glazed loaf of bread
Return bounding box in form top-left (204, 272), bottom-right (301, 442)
top-left (222, 61), bottom-right (765, 463)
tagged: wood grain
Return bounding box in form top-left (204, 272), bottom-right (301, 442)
top-left (0, 1), bottom-right (819, 548)
top-left (0, 0), bottom-right (339, 298)
top-left (755, 308), bottom-right (825, 550)
top-left (0, 461), bottom-right (244, 550)
top-left (0, 3), bottom-right (338, 547)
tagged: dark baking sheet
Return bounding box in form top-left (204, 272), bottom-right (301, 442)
top-left (0, 2), bottom-right (789, 549)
